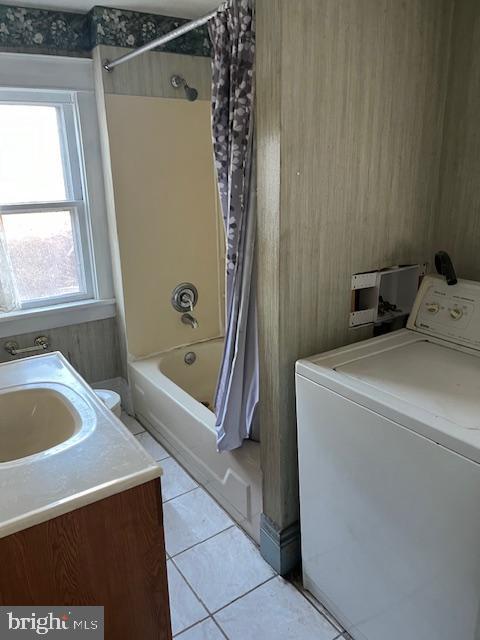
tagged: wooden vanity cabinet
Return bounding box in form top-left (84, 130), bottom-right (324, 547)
top-left (0, 479), bottom-right (172, 640)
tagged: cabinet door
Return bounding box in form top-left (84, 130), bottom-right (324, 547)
top-left (0, 479), bottom-right (172, 640)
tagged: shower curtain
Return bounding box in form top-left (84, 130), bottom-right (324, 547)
top-left (209, 0), bottom-right (258, 452)
top-left (0, 217), bottom-right (20, 312)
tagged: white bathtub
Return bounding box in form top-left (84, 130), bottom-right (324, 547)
top-left (129, 338), bottom-right (262, 542)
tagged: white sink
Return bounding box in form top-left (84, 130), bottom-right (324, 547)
top-left (0, 352), bottom-right (161, 540)
top-left (0, 386), bottom-right (81, 463)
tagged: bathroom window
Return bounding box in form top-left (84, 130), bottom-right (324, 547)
top-left (0, 89), bottom-right (94, 308)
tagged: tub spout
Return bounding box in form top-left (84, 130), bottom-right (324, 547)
top-left (181, 313), bottom-right (199, 329)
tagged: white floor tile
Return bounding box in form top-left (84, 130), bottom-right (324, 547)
top-left (215, 576), bottom-right (338, 640)
top-left (135, 431), bottom-right (169, 461)
top-left (175, 618), bottom-right (225, 639)
top-left (167, 561), bottom-right (208, 636)
top-left (174, 526), bottom-right (275, 613)
top-left (164, 487), bottom-right (233, 556)
top-left (161, 457), bottom-right (198, 502)
top-left (120, 412), bottom-right (144, 435)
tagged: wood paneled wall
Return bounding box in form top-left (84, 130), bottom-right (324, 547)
top-left (99, 45), bottom-right (212, 100)
top-left (257, 0), bottom-right (454, 533)
top-left (436, 0), bottom-right (480, 280)
top-left (0, 318), bottom-right (121, 383)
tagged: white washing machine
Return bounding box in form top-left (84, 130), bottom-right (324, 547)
top-left (296, 274), bottom-right (480, 640)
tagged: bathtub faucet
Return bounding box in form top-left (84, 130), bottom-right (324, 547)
top-left (181, 313), bottom-right (199, 329)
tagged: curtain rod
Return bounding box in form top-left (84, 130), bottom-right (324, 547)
top-left (103, 8), bottom-right (218, 73)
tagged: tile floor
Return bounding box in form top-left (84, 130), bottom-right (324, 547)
top-left (121, 412), bottom-right (347, 640)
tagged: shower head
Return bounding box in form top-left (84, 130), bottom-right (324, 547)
top-left (170, 74), bottom-right (198, 102)
top-left (184, 84), bottom-right (198, 102)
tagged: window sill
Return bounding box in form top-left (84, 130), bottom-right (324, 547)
top-left (0, 298), bottom-right (116, 339)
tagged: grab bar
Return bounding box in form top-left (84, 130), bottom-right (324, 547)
top-left (4, 336), bottom-right (49, 356)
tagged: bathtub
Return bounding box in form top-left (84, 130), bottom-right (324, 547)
top-left (129, 338), bottom-right (262, 542)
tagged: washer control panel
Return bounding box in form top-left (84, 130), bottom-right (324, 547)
top-left (408, 275), bottom-right (480, 349)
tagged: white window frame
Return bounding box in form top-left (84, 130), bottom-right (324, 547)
top-left (0, 53), bottom-right (115, 337)
top-left (0, 88), bottom-right (96, 308)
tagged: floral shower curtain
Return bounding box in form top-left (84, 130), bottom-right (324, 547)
top-left (0, 216), bottom-right (20, 312)
top-left (209, 0), bottom-right (258, 451)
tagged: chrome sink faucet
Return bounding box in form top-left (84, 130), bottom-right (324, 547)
top-left (181, 313), bottom-right (199, 329)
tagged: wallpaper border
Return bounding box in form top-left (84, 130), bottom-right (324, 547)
top-left (0, 4), bottom-right (211, 56)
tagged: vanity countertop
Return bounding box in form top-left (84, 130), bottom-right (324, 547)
top-left (0, 352), bottom-right (162, 539)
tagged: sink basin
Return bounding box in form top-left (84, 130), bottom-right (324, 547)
top-left (0, 386), bottom-right (81, 463)
top-left (0, 352), bottom-right (161, 540)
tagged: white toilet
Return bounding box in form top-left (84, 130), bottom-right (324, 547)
top-left (94, 389), bottom-right (122, 417)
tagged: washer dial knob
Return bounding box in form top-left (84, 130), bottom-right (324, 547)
top-left (425, 302), bottom-right (440, 314)
top-left (449, 307), bottom-right (463, 320)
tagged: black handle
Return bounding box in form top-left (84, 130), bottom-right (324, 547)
top-left (435, 251), bottom-right (458, 286)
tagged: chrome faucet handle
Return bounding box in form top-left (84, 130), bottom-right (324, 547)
top-left (180, 291), bottom-right (194, 312)
top-left (172, 283), bottom-right (198, 313)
